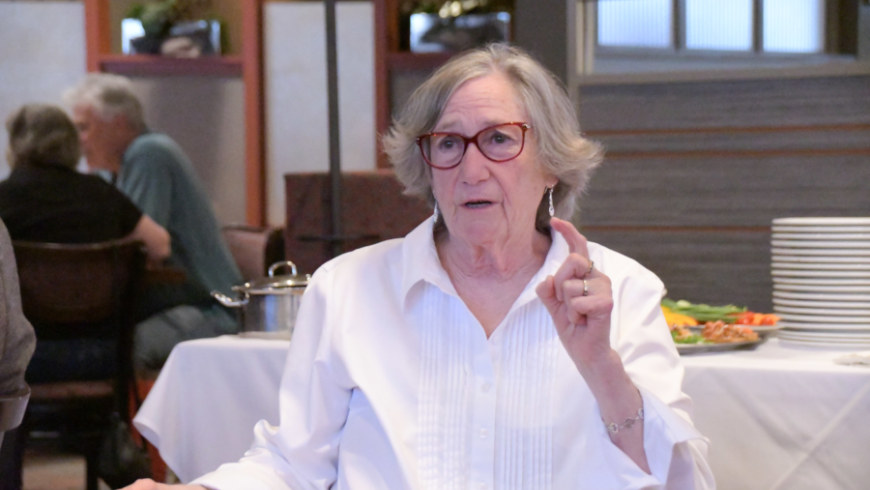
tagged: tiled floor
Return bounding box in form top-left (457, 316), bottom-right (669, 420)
top-left (22, 442), bottom-right (110, 490)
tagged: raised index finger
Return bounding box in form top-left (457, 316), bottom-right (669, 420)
top-left (550, 217), bottom-right (589, 259)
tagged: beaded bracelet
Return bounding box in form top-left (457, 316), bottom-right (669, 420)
top-left (604, 408), bottom-right (644, 434)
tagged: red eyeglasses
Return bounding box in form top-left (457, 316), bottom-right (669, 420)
top-left (415, 122), bottom-right (532, 169)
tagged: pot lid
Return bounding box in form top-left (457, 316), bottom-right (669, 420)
top-left (234, 261), bottom-right (310, 293)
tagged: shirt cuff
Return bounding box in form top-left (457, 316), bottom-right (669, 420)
top-left (192, 460), bottom-right (294, 490)
top-left (640, 385), bottom-right (708, 482)
top-left (589, 386), bottom-right (709, 489)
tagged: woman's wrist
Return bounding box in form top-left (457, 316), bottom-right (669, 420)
top-left (576, 348), bottom-right (643, 425)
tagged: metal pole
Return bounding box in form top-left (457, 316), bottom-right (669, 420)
top-left (325, 0), bottom-right (343, 258)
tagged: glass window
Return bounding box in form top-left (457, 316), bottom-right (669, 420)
top-left (597, 0), bottom-right (672, 48)
top-left (763, 0), bottom-right (825, 53)
top-left (685, 0), bottom-right (754, 51)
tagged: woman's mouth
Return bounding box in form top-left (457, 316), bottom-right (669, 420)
top-left (464, 200), bottom-right (493, 209)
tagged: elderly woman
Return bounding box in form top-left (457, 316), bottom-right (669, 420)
top-left (127, 44), bottom-right (713, 490)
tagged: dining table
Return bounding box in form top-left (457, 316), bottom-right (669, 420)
top-left (133, 334), bottom-right (870, 489)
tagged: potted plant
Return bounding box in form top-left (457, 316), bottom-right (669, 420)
top-left (124, 0), bottom-right (225, 56)
top-left (406, 0), bottom-right (514, 53)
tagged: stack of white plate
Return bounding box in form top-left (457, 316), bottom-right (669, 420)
top-left (771, 217), bottom-right (870, 348)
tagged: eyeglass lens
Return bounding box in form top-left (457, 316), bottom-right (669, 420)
top-left (423, 124), bottom-right (525, 168)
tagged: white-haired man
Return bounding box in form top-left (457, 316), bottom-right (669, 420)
top-left (64, 74), bottom-right (243, 371)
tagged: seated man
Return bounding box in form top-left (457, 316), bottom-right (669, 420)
top-left (64, 74), bottom-right (243, 371)
top-left (0, 104), bottom-right (171, 381)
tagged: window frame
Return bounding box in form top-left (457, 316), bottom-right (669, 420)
top-left (595, 0), bottom-right (837, 57)
top-left (575, 0), bottom-right (870, 82)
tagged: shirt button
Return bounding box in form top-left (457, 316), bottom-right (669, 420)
top-left (481, 382), bottom-right (492, 393)
top-left (479, 428), bottom-right (488, 439)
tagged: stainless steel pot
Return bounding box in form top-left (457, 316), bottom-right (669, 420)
top-left (212, 261), bottom-right (309, 334)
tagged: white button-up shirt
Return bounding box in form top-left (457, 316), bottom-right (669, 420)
top-left (194, 220), bottom-right (714, 490)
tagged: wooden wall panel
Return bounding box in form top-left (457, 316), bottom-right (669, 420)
top-left (573, 74), bottom-right (870, 310)
top-left (578, 76), bottom-right (870, 131)
top-left (579, 229), bottom-right (772, 312)
top-left (580, 154), bottom-right (870, 227)
top-left (596, 127), bottom-right (870, 154)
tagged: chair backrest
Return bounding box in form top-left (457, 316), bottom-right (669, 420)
top-left (13, 238), bottom-right (147, 419)
top-left (283, 170), bottom-right (432, 274)
top-left (221, 225), bottom-right (285, 281)
top-left (12, 238), bottom-right (146, 336)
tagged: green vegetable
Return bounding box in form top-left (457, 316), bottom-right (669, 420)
top-left (661, 298), bottom-right (747, 324)
top-left (670, 329), bottom-right (704, 344)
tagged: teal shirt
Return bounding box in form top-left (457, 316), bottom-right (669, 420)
top-left (119, 133), bottom-right (242, 298)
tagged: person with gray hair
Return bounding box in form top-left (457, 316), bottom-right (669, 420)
top-left (124, 44), bottom-right (713, 490)
top-left (64, 74), bottom-right (243, 371)
top-left (385, 43), bottom-right (602, 233)
top-left (62, 74), bottom-right (147, 172)
top-left (0, 104), bottom-right (169, 259)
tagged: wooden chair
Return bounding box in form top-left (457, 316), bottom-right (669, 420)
top-left (283, 171), bottom-right (432, 274)
top-left (13, 238), bottom-right (147, 490)
top-left (221, 225), bottom-right (286, 281)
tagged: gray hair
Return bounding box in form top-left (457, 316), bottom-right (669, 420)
top-left (383, 43), bottom-right (603, 232)
top-left (5, 104), bottom-right (81, 169)
top-left (63, 73), bottom-right (147, 132)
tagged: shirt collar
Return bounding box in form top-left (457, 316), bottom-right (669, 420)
top-left (401, 219), bottom-right (454, 302)
top-left (513, 226), bottom-right (569, 309)
top-left (400, 220), bottom-right (571, 310)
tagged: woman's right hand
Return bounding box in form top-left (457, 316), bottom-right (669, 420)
top-left (120, 480), bottom-right (207, 490)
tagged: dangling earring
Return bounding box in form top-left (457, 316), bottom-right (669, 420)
top-left (548, 186), bottom-right (555, 217)
top-left (433, 201), bottom-right (439, 224)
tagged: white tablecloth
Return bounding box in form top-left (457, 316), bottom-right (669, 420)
top-left (133, 336), bottom-right (290, 483)
top-left (682, 340), bottom-right (870, 490)
top-left (134, 336), bottom-right (870, 489)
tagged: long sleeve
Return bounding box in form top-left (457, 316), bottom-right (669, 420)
top-left (0, 218), bottom-right (36, 394)
top-left (193, 265), bottom-right (353, 490)
top-left (578, 246), bottom-right (715, 489)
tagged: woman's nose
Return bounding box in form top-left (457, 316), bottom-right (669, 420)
top-left (458, 143), bottom-right (491, 184)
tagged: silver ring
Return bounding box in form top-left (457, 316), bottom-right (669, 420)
top-left (582, 279), bottom-right (589, 296)
top-left (583, 260), bottom-right (594, 278)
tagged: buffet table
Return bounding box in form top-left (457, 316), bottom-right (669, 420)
top-left (134, 335), bottom-right (870, 489)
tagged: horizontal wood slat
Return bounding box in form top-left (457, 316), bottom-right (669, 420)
top-left (580, 225), bottom-right (771, 233)
top-left (578, 76), bottom-right (870, 131)
top-left (605, 148), bottom-right (870, 159)
top-left (594, 127), bottom-right (870, 155)
top-left (581, 230), bottom-right (773, 312)
top-left (580, 154), bottom-right (870, 227)
top-left (586, 123), bottom-right (870, 137)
